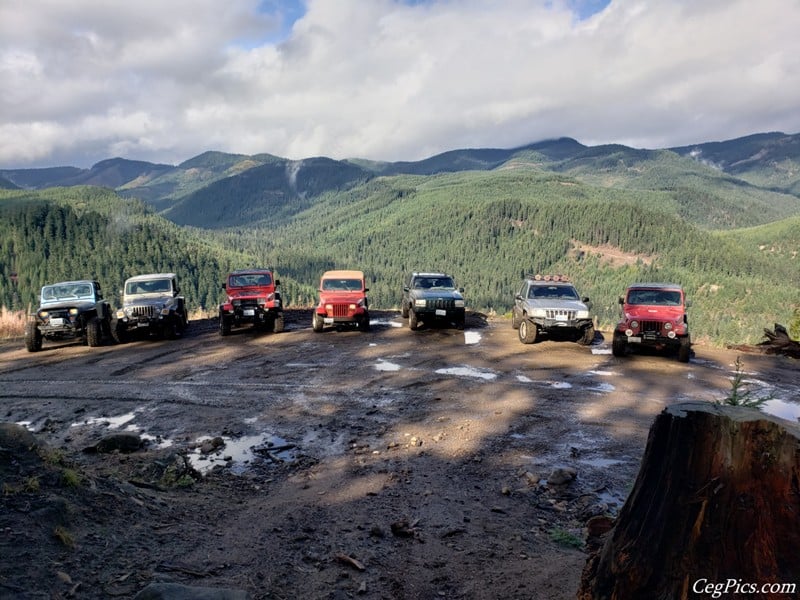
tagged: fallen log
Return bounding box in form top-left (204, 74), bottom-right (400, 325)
top-left (578, 401), bottom-right (800, 600)
top-left (727, 323), bottom-right (800, 359)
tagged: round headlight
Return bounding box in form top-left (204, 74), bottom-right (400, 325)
top-left (664, 322), bottom-right (672, 330)
top-left (69, 308), bottom-right (79, 316)
top-left (630, 320), bottom-right (639, 329)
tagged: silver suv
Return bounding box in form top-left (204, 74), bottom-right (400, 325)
top-left (511, 275), bottom-right (594, 345)
top-left (113, 273), bottom-right (188, 342)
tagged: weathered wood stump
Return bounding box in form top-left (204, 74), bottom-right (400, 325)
top-left (728, 323), bottom-right (800, 359)
top-left (578, 401), bottom-right (800, 600)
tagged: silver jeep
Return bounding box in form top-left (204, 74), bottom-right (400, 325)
top-left (113, 273), bottom-right (188, 342)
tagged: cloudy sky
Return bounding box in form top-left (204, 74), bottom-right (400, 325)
top-left (1, 0), bottom-right (799, 168)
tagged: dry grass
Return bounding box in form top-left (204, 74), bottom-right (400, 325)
top-left (0, 307), bottom-right (28, 339)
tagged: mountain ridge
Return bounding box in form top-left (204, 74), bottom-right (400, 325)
top-left (2, 132), bottom-right (798, 215)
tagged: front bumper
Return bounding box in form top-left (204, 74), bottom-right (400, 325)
top-left (533, 317), bottom-right (593, 331)
top-left (37, 322), bottom-right (81, 339)
top-left (618, 331), bottom-right (686, 348)
top-left (115, 313), bottom-right (174, 330)
top-left (228, 306), bottom-right (279, 320)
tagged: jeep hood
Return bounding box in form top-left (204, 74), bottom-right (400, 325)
top-left (625, 306), bottom-right (685, 320)
top-left (123, 295), bottom-right (172, 308)
top-left (526, 299), bottom-right (587, 311)
top-left (319, 291), bottom-right (365, 303)
top-left (226, 286), bottom-right (273, 300)
top-left (39, 299), bottom-right (96, 311)
top-left (415, 289), bottom-right (463, 300)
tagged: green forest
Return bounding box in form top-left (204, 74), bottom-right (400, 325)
top-left (1, 169), bottom-right (798, 347)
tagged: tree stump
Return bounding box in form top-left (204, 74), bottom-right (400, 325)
top-left (578, 401), bottom-right (800, 599)
top-left (727, 323), bottom-right (800, 359)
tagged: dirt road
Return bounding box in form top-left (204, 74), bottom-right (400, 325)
top-left (1, 310), bottom-right (798, 599)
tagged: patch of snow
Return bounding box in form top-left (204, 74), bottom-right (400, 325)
top-left (435, 366), bottom-right (497, 381)
top-left (375, 359), bottom-right (402, 372)
top-left (464, 331), bottom-right (481, 345)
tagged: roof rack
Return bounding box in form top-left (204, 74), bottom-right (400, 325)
top-left (527, 274), bottom-right (570, 282)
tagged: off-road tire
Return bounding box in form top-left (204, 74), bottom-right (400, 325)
top-left (112, 322), bottom-right (128, 344)
top-left (678, 336), bottom-right (691, 363)
top-left (408, 309), bottom-right (419, 330)
top-left (518, 319), bottom-right (538, 344)
top-left (511, 308), bottom-right (521, 330)
top-left (87, 317), bottom-right (102, 347)
top-left (312, 312), bottom-right (324, 333)
top-left (166, 315), bottom-right (183, 340)
top-left (219, 314), bottom-right (232, 336)
top-left (579, 325), bottom-right (595, 346)
top-left (360, 313), bottom-right (371, 332)
top-left (274, 313), bottom-right (285, 333)
top-left (263, 316), bottom-right (275, 333)
top-left (612, 333), bottom-right (627, 357)
top-left (401, 302), bottom-right (409, 319)
top-left (25, 322), bottom-right (42, 352)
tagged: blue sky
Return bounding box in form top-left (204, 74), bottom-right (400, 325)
top-left (1, 0), bottom-right (798, 168)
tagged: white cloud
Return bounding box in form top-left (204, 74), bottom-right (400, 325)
top-left (1, 0), bottom-right (799, 167)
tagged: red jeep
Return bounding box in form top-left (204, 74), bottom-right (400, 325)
top-left (218, 269), bottom-right (283, 336)
top-left (312, 270), bottom-right (370, 332)
top-left (612, 283), bottom-right (691, 362)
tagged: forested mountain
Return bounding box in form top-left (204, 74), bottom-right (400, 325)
top-left (670, 131), bottom-right (800, 195)
top-left (3, 132), bottom-right (799, 230)
top-left (1, 131), bottom-right (799, 346)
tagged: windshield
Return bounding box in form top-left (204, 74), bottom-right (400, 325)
top-left (126, 279), bottom-right (172, 295)
top-left (321, 278), bottom-right (363, 292)
top-left (229, 273), bottom-right (272, 287)
top-left (627, 289), bottom-right (682, 306)
top-left (42, 283), bottom-right (94, 302)
top-left (413, 277), bottom-right (455, 289)
top-left (529, 285), bottom-right (579, 300)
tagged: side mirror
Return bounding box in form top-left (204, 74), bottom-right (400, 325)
top-left (459, 287), bottom-right (465, 293)
top-left (515, 294), bottom-right (523, 301)
top-left (403, 286), bottom-right (409, 292)
top-left (364, 288), bottom-right (370, 293)
top-left (275, 279), bottom-right (281, 286)
top-left (618, 297), bottom-right (624, 305)
top-left (221, 283), bottom-right (227, 290)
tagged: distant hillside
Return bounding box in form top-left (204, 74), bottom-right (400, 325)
top-left (2, 132), bottom-right (799, 232)
top-left (0, 166), bottom-right (85, 189)
top-left (160, 156), bottom-right (370, 227)
top-left (670, 131), bottom-right (800, 195)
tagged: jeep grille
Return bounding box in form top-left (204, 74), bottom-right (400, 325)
top-left (130, 305), bottom-right (157, 318)
top-left (639, 320), bottom-right (663, 333)
top-left (546, 309), bottom-right (576, 320)
top-left (430, 298), bottom-right (456, 310)
top-left (330, 304), bottom-right (350, 318)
